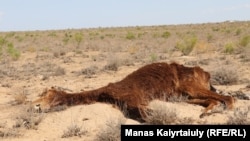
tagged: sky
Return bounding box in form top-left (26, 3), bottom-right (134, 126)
top-left (0, 0), bottom-right (250, 31)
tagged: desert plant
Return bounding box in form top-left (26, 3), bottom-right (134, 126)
top-left (126, 32), bottom-right (135, 40)
top-left (235, 28), bottom-right (242, 36)
top-left (12, 92), bottom-right (27, 105)
top-left (175, 36), bottom-right (197, 55)
top-left (6, 43), bottom-right (21, 60)
top-left (74, 32), bottom-right (83, 48)
top-left (0, 129), bottom-right (21, 138)
top-left (239, 35), bottom-right (250, 47)
top-left (161, 31), bottom-right (171, 38)
top-left (227, 106), bottom-right (250, 124)
top-left (150, 53), bottom-right (158, 62)
top-left (54, 67), bottom-right (66, 76)
top-left (80, 65), bottom-right (98, 78)
top-left (224, 43), bottom-right (234, 54)
top-left (146, 101), bottom-right (177, 125)
top-left (0, 36), bottom-right (7, 46)
top-left (103, 56), bottom-right (120, 71)
top-left (211, 67), bottom-right (238, 85)
top-left (95, 116), bottom-right (125, 141)
top-left (207, 33), bottom-right (213, 42)
top-left (61, 123), bottom-right (87, 138)
top-left (14, 105), bottom-right (45, 130)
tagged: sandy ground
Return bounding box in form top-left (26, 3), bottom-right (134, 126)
top-left (0, 51), bottom-right (250, 141)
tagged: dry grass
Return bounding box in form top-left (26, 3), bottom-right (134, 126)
top-left (146, 101), bottom-right (178, 125)
top-left (227, 106), bottom-right (250, 125)
top-left (0, 128), bottom-right (21, 138)
top-left (211, 67), bottom-right (239, 85)
top-left (95, 116), bottom-right (125, 141)
top-left (13, 105), bottom-right (45, 130)
top-left (12, 92), bottom-right (27, 105)
top-left (103, 55), bottom-right (121, 71)
top-left (79, 65), bottom-right (98, 78)
top-left (61, 122), bottom-right (87, 138)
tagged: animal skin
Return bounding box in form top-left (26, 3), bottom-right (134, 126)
top-left (32, 62), bottom-right (234, 122)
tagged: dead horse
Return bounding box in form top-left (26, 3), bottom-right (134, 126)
top-left (32, 62), bottom-right (234, 122)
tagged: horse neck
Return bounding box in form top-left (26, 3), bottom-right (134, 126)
top-left (64, 88), bottom-right (105, 105)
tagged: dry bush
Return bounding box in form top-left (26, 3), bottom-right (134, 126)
top-left (146, 101), bottom-right (177, 125)
top-left (95, 116), bottom-right (125, 141)
top-left (13, 105), bottom-right (45, 130)
top-left (54, 67), bottom-right (66, 76)
top-left (227, 106), bottom-right (250, 125)
top-left (79, 65), bottom-right (98, 78)
top-left (103, 55), bottom-right (121, 71)
top-left (12, 92), bottom-right (27, 105)
top-left (61, 122), bottom-right (87, 138)
top-left (37, 62), bottom-right (65, 78)
top-left (211, 67), bottom-right (238, 85)
top-left (0, 129), bottom-right (21, 138)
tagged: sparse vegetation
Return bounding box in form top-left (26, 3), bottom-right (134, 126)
top-left (227, 106), bottom-right (250, 124)
top-left (126, 32), bottom-right (136, 40)
top-left (212, 67), bottom-right (238, 85)
top-left (74, 32), bottom-right (84, 48)
top-left (161, 31), bottom-right (171, 38)
top-left (14, 105), bottom-right (45, 130)
top-left (0, 21), bottom-right (250, 140)
top-left (239, 35), bottom-right (250, 47)
top-left (175, 36), bottom-right (197, 55)
top-left (224, 43), bottom-right (234, 54)
top-left (61, 122), bottom-right (87, 138)
top-left (146, 101), bottom-right (177, 125)
top-left (95, 116), bottom-right (125, 141)
top-left (79, 65), bottom-right (98, 78)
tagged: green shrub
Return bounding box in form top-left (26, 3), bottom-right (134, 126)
top-left (0, 36), bottom-right (7, 46)
top-left (239, 35), bottom-right (250, 47)
top-left (74, 32), bottom-right (84, 48)
top-left (176, 36), bottom-right (197, 55)
top-left (224, 43), bottom-right (234, 54)
top-left (150, 53), bottom-right (158, 62)
top-left (7, 43), bottom-right (21, 60)
top-left (235, 28), bottom-right (242, 36)
top-left (161, 31), bottom-right (171, 38)
top-left (126, 32), bottom-right (135, 40)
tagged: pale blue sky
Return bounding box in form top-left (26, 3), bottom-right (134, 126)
top-left (0, 0), bottom-right (250, 31)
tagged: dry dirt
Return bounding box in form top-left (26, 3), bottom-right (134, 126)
top-left (0, 21), bottom-right (250, 140)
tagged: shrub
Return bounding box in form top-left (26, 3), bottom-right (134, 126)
top-left (239, 35), bottom-right (250, 47)
top-left (207, 34), bottom-right (213, 42)
top-left (14, 105), bottom-right (45, 130)
top-left (74, 32), bottom-right (84, 48)
top-left (54, 67), bottom-right (66, 76)
top-left (61, 123), bottom-right (87, 138)
top-left (235, 28), bottom-right (242, 36)
top-left (150, 53), bottom-right (158, 62)
top-left (12, 92), bottom-right (27, 105)
top-left (211, 67), bottom-right (238, 85)
top-left (146, 101), bottom-right (177, 125)
top-left (95, 116), bottom-right (125, 141)
top-left (7, 43), bottom-right (21, 60)
top-left (126, 32), bottom-right (135, 40)
top-left (227, 106), bottom-right (250, 124)
top-left (161, 31), bottom-right (171, 38)
top-left (80, 65), bottom-right (98, 78)
top-left (175, 36), bottom-right (197, 55)
top-left (103, 56), bottom-right (120, 71)
top-left (224, 43), bottom-right (234, 54)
